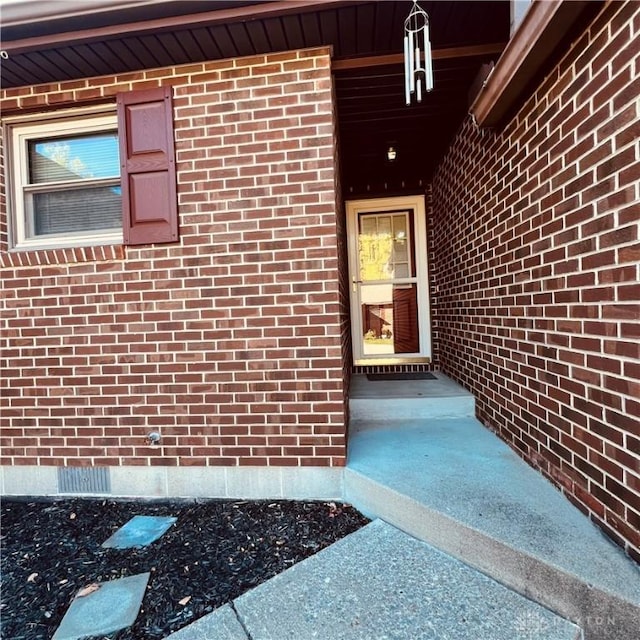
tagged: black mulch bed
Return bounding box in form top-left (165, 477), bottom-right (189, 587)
top-left (1, 498), bottom-right (369, 639)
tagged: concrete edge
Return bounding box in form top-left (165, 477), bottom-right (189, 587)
top-left (344, 468), bottom-right (639, 640)
top-left (349, 396), bottom-right (476, 420)
top-left (165, 603), bottom-right (249, 640)
top-left (0, 465), bottom-right (344, 501)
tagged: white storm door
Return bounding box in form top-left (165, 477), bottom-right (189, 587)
top-left (346, 196), bottom-right (431, 365)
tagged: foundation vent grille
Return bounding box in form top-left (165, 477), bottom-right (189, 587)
top-left (57, 467), bottom-right (111, 494)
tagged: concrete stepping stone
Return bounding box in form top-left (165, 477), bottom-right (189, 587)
top-left (102, 515), bottom-right (176, 549)
top-left (52, 572), bottom-right (150, 640)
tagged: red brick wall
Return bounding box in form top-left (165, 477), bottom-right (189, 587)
top-left (432, 2), bottom-right (640, 559)
top-left (0, 48), bottom-right (347, 469)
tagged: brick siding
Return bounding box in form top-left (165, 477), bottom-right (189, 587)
top-left (432, 2), bottom-right (640, 559)
top-left (0, 48), bottom-right (347, 469)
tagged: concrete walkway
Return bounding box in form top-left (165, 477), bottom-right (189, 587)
top-left (346, 417), bottom-right (640, 640)
top-left (168, 520), bottom-right (581, 640)
top-left (345, 374), bottom-right (640, 640)
top-left (168, 373), bottom-right (640, 640)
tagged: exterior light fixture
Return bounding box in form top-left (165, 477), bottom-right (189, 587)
top-left (387, 145), bottom-right (397, 162)
top-left (404, 0), bottom-right (434, 105)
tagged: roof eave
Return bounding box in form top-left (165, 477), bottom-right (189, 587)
top-left (1, 0), bottom-right (363, 55)
top-left (470, 0), bottom-right (605, 128)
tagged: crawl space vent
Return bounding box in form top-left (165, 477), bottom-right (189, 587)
top-left (58, 467), bottom-right (111, 494)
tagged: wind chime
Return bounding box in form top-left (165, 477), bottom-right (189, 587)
top-left (404, 0), bottom-right (434, 105)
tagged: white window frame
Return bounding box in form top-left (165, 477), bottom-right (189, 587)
top-left (7, 109), bottom-right (123, 251)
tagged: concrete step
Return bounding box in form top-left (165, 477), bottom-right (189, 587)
top-left (167, 519), bottom-right (582, 640)
top-left (349, 372), bottom-right (476, 421)
top-left (345, 418), bottom-right (640, 640)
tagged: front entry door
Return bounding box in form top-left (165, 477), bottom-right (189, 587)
top-left (346, 196), bottom-right (431, 365)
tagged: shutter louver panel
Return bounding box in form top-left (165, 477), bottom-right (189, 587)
top-left (117, 87), bottom-right (178, 246)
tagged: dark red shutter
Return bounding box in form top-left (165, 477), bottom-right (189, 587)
top-left (117, 87), bottom-right (178, 246)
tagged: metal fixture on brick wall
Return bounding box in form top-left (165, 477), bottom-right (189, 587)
top-left (58, 467), bottom-right (110, 494)
top-left (404, 0), bottom-right (434, 105)
top-left (146, 431), bottom-right (161, 445)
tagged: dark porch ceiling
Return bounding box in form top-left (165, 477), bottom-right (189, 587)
top-left (1, 0), bottom-right (510, 194)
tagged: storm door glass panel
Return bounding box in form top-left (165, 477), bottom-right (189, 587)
top-left (358, 211), bottom-right (420, 355)
top-left (359, 212), bottom-right (413, 280)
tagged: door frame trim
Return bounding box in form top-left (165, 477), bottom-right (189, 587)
top-left (346, 195), bottom-right (431, 366)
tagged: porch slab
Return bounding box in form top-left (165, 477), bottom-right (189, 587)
top-left (345, 417), bottom-right (640, 640)
top-left (168, 520), bottom-right (581, 640)
top-left (349, 372), bottom-right (475, 420)
top-left (52, 572), bottom-right (150, 640)
top-left (101, 515), bottom-right (177, 549)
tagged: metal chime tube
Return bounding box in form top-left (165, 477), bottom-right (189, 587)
top-left (424, 22), bottom-right (433, 91)
top-left (415, 40), bottom-right (422, 102)
top-left (408, 28), bottom-right (415, 93)
top-left (404, 34), bottom-right (411, 104)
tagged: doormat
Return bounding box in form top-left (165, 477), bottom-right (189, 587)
top-left (366, 372), bottom-right (437, 381)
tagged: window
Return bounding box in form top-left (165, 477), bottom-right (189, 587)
top-left (7, 86), bottom-right (179, 251)
top-left (10, 113), bottom-right (122, 249)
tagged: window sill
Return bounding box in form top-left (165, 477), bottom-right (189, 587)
top-left (470, 0), bottom-right (602, 127)
top-left (12, 231), bottom-right (123, 253)
top-left (0, 243), bottom-right (125, 268)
